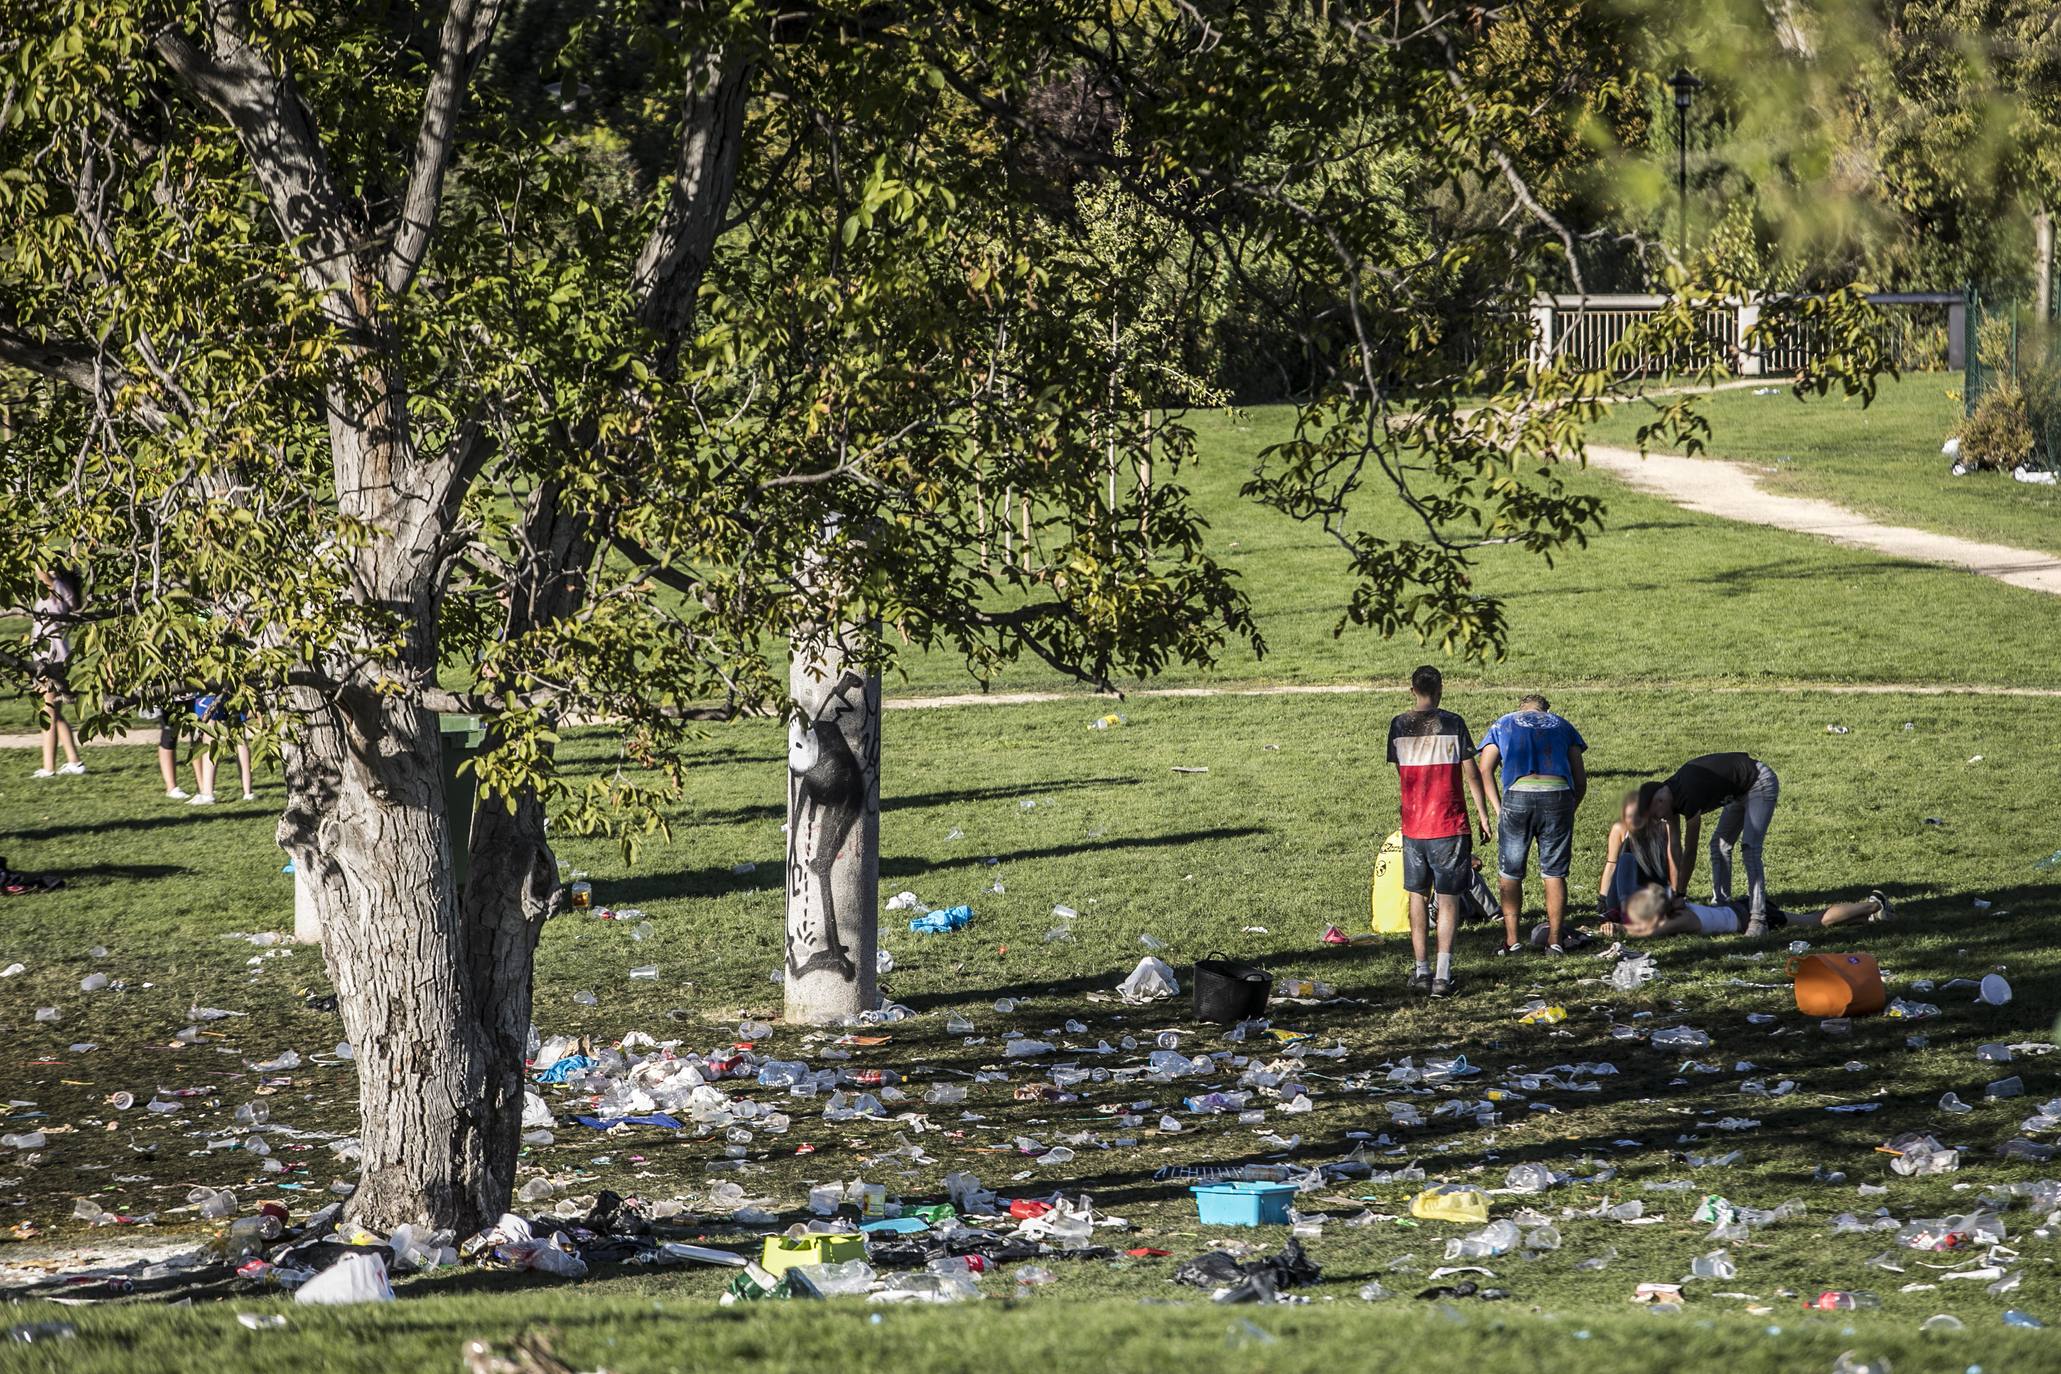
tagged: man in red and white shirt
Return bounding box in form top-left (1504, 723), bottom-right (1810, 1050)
top-left (1385, 665), bottom-right (1496, 997)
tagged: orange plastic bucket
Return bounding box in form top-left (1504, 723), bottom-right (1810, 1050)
top-left (1789, 952), bottom-right (1885, 1018)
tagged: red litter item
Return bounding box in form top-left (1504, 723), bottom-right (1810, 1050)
top-left (1125, 1247), bottom-right (1171, 1258)
top-left (258, 1202), bottom-right (290, 1223)
top-left (1009, 1199), bottom-right (1054, 1220)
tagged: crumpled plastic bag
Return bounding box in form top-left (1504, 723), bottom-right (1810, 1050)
top-left (293, 1252), bottom-right (394, 1306)
top-left (535, 1054), bottom-right (598, 1084)
top-left (1410, 1186), bottom-right (1491, 1224)
top-left (1118, 956), bottom-right (1180, 1002)
top-left (1173, 1237), bottom-right (1321, 1303)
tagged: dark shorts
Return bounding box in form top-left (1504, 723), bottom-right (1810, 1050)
top-left (1498, 789), bottom-right (1575, 880)
top-left (1402, 833), bottom-right (1473, 896)
top-left (1720, 897), bottom-right (1789, 929)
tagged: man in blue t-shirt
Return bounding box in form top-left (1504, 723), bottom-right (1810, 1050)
top-left (1476, 693), bottom-right (1587, 955)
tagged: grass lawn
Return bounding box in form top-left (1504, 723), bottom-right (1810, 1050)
top-left (10, 375), bottom-right (2061, 739)
top-left (3, 683), bottom-right (2059, 1369)
top-left (1586, 372), bottom-right (2061, 559)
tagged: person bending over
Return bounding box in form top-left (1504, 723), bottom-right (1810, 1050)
top-left (1633, 752), bottom-right (1780, 936)
top-left (1600, 883), bottom-right (1893, 940)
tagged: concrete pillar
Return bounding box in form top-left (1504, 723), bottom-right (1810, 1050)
top-left (1947, 300), bottom-right (1967, 371)
top-left (1528, 302), bottom-right (1554, 369)
top-left (1735, 300), bottom-right (1762, 376)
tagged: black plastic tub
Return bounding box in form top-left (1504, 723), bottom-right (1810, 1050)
top-left (1192, 952), bottom-right (1271, 1023)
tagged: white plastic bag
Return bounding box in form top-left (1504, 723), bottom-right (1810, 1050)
top-left (294, 1252), bottom-right (394, 1305)
top-left (1117, 956), bottom-right (1179, 1002)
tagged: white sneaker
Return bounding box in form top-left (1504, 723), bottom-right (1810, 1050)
top-left (32, 767), bottom-right (55, 778)
top-left (188, 792), bottom-right (216, 806)
top-left (57, 761), bottom-right (85, 776)
top-left (165, 786), bottom-right (191, 800)
top-left (241, 791), bottom-right (256, 801)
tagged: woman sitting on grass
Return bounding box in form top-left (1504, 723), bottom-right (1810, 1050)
top-left (1600, 883), bottom-right (1894, 940)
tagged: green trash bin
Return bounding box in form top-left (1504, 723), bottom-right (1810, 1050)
top-left (439, 714), bottom-right (486, 889)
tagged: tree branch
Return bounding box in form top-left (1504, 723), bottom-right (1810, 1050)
top-left (632, 45), bottom-right (752, 368)
top-left (152, 10), bottom-right (357, 296)
top-left (383, 0), bottom-right (508, 296)
top-left (0, 301), bottom-right (171, 433)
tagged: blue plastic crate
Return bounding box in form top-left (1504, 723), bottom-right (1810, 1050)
top-left (1190, 1180), bottom-right (1299, 1226)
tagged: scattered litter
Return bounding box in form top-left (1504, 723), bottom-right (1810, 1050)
top-left (909, 905), bottom-right (973, 934)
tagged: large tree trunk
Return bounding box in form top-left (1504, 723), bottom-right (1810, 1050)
top-left (783, 634), bottom-right (881, 1025)
top-left (279, 686), bottom-right (503, 1233)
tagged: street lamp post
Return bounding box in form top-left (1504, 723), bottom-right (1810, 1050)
top-left (1668, 67), bottom-right (1701, 261)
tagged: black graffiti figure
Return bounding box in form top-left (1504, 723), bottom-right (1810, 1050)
top-left (785, 671), bottom-right (874, 982)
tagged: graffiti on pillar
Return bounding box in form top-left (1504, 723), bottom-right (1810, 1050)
top-left (785, 670), bottom-right (877, 982)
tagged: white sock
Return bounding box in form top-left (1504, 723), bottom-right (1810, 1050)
top-left (1414, 960), bottom-right (1430, 976)
top-left (1435, 952), bottom-right (1453, 980)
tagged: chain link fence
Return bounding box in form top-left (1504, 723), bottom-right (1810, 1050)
top-left (1962, 282), bottom-right (2061, 469)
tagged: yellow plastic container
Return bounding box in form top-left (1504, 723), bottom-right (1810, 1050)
top-left (1370, 830), bottom-right (1410, 936)
top-left (1409, 1186), bottom-right (1490, 1224)
top-left (760, 1232), bottom-right (867, 1275)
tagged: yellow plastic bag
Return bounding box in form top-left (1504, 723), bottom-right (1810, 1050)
top-left (1409, 1185), bottom-right (1490, 1224)
top-left (1370, 830), bottom-right (1410, 936)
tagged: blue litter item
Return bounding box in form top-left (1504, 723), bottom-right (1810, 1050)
top-left (280, 859), bottom-right (295, 874)
top-left (909, 904), bottom-right (974, 934)
top-left (534, 1054), bottom-right (598, 1083)
top-left (573, 1112), bottom-right (684, 1130)
top-left (1191, 1180), bottom-right (1299, 1227)
top-left (859, 1216), bottom-right (929, 1234)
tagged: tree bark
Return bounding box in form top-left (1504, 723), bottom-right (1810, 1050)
top-left (783, 633), bottom-right (880, 1025)
top-left (278, 686), bottom-right (501, 1233)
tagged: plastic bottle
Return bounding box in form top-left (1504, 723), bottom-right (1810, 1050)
top-left (2003, 1310), bottom-right (2046, 1329)
top-left (1807, 1290), bottom-right (1880, 1310)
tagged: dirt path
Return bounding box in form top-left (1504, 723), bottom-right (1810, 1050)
top-left (1583, 443), bottom-right (2061, 596)
top-left (4, 676), bottom-right (2058, 751)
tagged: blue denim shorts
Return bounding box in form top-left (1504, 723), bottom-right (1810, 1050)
top-left (1402, 833), bottom-right (1473, 896)
top-left (1498, 790), bottom-right (1575, 880)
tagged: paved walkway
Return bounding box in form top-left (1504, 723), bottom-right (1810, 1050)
top-left (1583, 443), bottom-right (2061, 597)
top-left (4, 675), bottom-right (2058, 750)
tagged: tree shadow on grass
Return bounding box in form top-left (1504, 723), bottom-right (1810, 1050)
top-left (2, 808), bottom-right (264, 844)
top-left (605, 825), bottom-right (1271, 906)
top-left (684, 776), bottom-right (1146, 828)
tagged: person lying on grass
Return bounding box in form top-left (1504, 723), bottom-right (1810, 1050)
top-left (1598, 883), bottom-right (1894, 940)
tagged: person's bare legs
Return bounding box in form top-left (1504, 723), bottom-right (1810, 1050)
top-left (1543, 876), bottom-right (1567, 946)
top-left (1408, 890), bottom-right (1430, 966)
top-left (159, 745), bottom-right (179, 792)
top-left (1806, 896), bottom-right (1882, 927)
top-left (234, 741), bottom-right (253, 798)
top-left (41, 700), bottom-right (79, 771)
top-left (1497, 877), bottom-right (1523, 947)
top-left (193, 751), bottom-right (216, 797)
top-left (1435, 891), bottom-right (1459, 961)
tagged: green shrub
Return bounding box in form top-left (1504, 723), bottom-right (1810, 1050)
top-left (1955, 380), bottom-right (2035, 471)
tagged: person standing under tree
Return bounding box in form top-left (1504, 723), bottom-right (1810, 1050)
top-left (28, 567), bottom-right (84, 779)
top-left (1476, 693), bottom-right (1586, 955)
top-left (1385, 665), bottom-right (1495, 998)
top-left (1632, 752), bottom-right (1781, 936)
